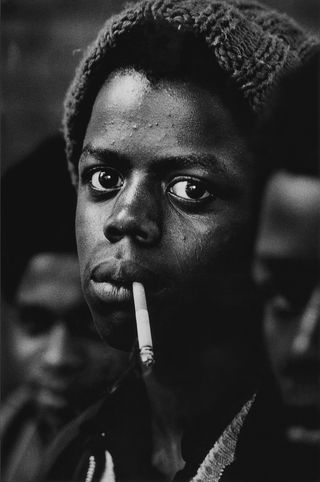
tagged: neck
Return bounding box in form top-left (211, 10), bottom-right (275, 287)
top-left (143, 367), bottom-right (185, 479)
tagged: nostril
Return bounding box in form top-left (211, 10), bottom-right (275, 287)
top-left (105, 224), bottom-right (125, 243)
top-left (135, 223), bottom-right (159, 244)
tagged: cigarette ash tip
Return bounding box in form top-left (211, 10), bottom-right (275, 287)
top-left (140, 345), bottom-right (155, 368)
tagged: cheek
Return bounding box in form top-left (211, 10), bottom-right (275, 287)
top-left (76, 198), bottom-right (103, 262)
top-left (166, 210), bottom-right (248, 276)
top-left (12, 334), bottom-right (44, 365)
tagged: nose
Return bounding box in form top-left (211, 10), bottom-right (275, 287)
top-left (103, 176), bottom-right (162, 246)
top-left (43, 323), bottom-right (85, 373)
top-left (291, 286), bottom-right (320, 357)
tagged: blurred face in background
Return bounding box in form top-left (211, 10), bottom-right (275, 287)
top-left (11, 252), bottom-right (129, 423)
top-left (254, 173), bottom-right (320, 432)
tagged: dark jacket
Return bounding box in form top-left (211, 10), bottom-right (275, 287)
top-left (38, 372), bottom-right (315, 482)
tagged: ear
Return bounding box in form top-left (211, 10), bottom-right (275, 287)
top-left (68, 161), bottom-right (79, 189)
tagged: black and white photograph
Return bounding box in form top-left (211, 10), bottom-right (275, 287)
top-left (1, 1), bottom-right (319, 481)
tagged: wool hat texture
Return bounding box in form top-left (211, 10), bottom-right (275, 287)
top-left (63, 0), bottom-right (319, 171)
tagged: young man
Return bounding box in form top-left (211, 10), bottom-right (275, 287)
top-left (40, 1), bottom-right (318, 480)
top-left (254, 172), bottom-right (320, 481)
top-left (1, 136), bottom-right (129, 482)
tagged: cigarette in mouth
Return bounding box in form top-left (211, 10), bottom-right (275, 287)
top-left (132, 281), bottom-right (154, 368)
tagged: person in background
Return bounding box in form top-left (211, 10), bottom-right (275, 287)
top-left (1, 135), bottom-right (130, 482)
top-left (254, 172), bottom-right (320, 480)
top-left (253, 47), bottom-right (319, 481)
top-left (38, 1), bottom-right (319, 481)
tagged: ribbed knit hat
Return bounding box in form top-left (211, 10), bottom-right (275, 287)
top-left (63, 0), bottom-right (319, 171)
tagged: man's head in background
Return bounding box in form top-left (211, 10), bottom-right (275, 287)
top-left (254, 49), bottom-right (319, 441)
top-left (254, 173), bottom-right (319, 439)
top-left (1, 134), bottom-right (129, 426)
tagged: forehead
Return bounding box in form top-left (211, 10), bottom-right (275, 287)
top-left (84, 68), bottom-right (250, 171)
top-left (17, 253), bottom-right (82, 307)
top-left (91, 69), bottom-right (228, 123)
top-left (256, 175), bottom-right (320, 260)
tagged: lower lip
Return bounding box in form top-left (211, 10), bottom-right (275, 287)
top-left (90, 280), bottom-right (133, 304)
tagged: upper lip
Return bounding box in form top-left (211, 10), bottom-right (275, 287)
top-left (91, 259), bottom-right (161, 291)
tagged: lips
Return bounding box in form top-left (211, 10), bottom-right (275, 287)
top-left (90, 281), bottom-right (133, 304)
top-left (89, 259), bottom-right (161, 304)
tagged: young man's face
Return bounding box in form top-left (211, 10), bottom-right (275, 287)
top-left (254, 174), bottom-right (320, 421)
top-left (12, 253), bottom-right (129, 420)
top-left (75, 69), bottom-right (258, 386)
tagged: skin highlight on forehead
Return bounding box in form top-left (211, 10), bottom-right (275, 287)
top-left (99, 69), bottom-right (152, 113)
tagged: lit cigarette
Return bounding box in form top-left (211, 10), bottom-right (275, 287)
top-left (132, 281), bottom-right (154, 368)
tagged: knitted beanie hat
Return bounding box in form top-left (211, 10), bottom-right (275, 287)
top-left (63, 0), bottom-right (319, 171)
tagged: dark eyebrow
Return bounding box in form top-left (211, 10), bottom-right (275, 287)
top-left (155, 154), bottom-right (231, 177)
top-left (156, 154), bottom-right (246, 189)
top-left (80, 145), bottom-right (241, 184)
top-left (80, 145), bottom-right (129, 167)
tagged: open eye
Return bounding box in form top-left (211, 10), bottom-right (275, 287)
top-left (89, 168), bottom-right (124, 192)
top-left (168, 178), bottom-right (212, 202)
